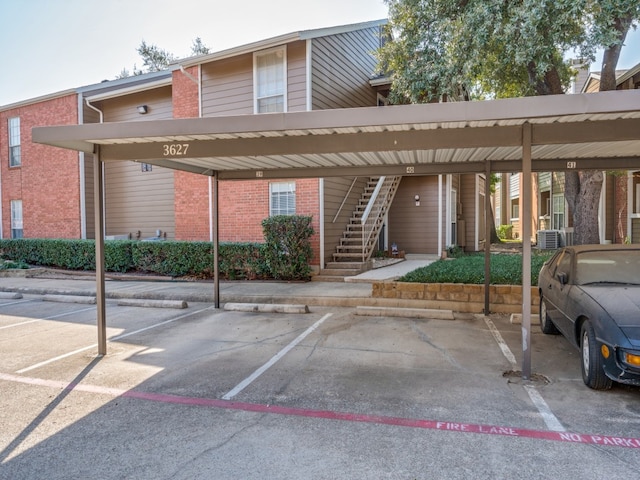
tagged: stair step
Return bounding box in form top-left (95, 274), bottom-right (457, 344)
top-left (336, 245), bottom-right (364, 251)
top-left (311, 275), bottom-right (347, 283)
top-left (319, 268), bottom-right (363, 276)
top-left (333, 253), bottom-right (366, 260)
top-left (325, 261), bottom-right (367, 269)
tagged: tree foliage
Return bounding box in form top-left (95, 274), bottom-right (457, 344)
top-left (379, 0), bottom-right (639, 244)
top-left (116, 37), bottom-right (211, 79)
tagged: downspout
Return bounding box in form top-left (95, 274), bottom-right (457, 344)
top-left (85, 99), bottom-right (105, 239)
top-left (85, 98), bottom-right (103, 123)
top-left (77, 94), bottom-right (87, 238)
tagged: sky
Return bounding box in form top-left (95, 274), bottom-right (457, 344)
top-left (1, 0), bottom-right (639, 107)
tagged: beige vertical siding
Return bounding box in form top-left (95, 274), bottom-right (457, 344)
top-left (201, 54), bottom-right (254, 116)
top-left (311, 27), bottom-right (380, 110)
top-left (287, 41), bottom-right (308, 112)
top-left (323, 177), bottom-right (369, 264)
top-left (388, 176), bottom-right (440, 254)
top-left (94, 87), bottom-right (176, 239)
top-left (460, 174), bottom-right (477, 249)
top-left (201, 42), bottom-right (307, 116)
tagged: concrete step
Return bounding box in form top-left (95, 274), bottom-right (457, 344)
top-left (311, 275), bottom-right (347, 282)
top-left (318, 268), bottom-right (362, 276)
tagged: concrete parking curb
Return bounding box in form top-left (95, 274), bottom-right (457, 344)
top-left (355, 305), bottom-right (454, 320)
top-left (117, 299), bottom-right (189, 309)
top-left (0, 291), bottom-right (22, 299)
top-left (42, 294), bottom-right (96, 304)
top-left (224, 303), bottom-right (310, 314)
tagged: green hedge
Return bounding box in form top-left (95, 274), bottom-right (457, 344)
top-left (0, 239), bottom-right (266, 280)
top-left (399, 252), bottom-right (553, 285)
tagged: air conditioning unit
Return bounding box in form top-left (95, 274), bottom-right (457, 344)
top-left (537, 230), bottom-right (560, 249)
top-left (561, 227), bottom-right (574, 246)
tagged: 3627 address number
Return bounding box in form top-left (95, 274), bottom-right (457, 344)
top-left (162, 143), bottom-right (190, 156)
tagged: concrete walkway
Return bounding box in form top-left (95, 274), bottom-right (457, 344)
top-left (0, 255), bottom-right (437, 308)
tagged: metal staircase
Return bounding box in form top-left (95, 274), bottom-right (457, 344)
top-left (316, 176), bottom-right (401, 281)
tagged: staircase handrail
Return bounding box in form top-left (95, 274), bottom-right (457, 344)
top-left (333, 177), bottom-right (359, 223)
top-left (361, 176), bottom-right (385, 225)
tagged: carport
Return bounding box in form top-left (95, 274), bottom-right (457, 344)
top-left (33, 89), bottom-right (640, 378)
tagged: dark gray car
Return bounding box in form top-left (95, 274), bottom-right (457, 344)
top-left (538, 244), bottom-right (640, 390)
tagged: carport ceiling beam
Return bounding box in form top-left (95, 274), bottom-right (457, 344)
top-left (98, 126), bottom-right (523, 161)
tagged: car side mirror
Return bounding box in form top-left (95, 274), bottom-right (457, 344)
top-left (557, 271), bottom-right (568, 286)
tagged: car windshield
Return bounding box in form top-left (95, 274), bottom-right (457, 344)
top-left (576, 250), bottom-right (640, 285)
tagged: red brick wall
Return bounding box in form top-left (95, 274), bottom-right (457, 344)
top-left (1, 95), bottom-right (81, 238)
top-left (219, 178), bottom-right (321, 264)
top-left (170, 66), bottom-right (321, 265)
top-left (172, 66), bottom-right (211, 240)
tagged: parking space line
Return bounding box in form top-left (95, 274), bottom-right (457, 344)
top-left (222, 313), bottom-right (333, 400)
top-left (15, 306), bottom-right (217, 374)
top-left (0, 306), bottom-right (97, 330)
top-left (2, 371), bottom-right (639, 450)
top-left (482, 315), bottom-right (565, 432)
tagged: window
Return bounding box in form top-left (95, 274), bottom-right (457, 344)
top-left (8, 117), bottom-right (21, 167)
top-left (270, 182), bottom-right (295, 216)
top-left (255, 47), bottom-right (286, 113)
top-left (141, 163), bottom-right (152, 172)
top-left (11, 200), bottom-right (23, 238)
top-left (511, 199), bottom-right (519, 219)
top-left (552, 193), bottom-right (565, 229)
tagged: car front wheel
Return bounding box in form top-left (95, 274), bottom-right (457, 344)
top-left (539, 295), bottom-right (559, 335)
top-left (580, 320), bottom-right (613, 390)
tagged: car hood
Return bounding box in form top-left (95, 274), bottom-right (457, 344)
top-left (582, 285), bottom-right (640, 346)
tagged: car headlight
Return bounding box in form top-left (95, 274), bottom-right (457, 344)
top-left (623, 351), bottom-right (640, 368)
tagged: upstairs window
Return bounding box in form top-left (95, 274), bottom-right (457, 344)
top-left (8, 117), bottom-right (21, 167)
top-left (11, 200), bottom-right (23, 238)
top-left (270, 182), bottom-right (295, 216)
top-left (254, 47), bottom-right (286, 113)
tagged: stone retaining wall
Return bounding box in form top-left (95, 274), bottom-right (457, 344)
top-left (371, 282), bottom-right (539, 314)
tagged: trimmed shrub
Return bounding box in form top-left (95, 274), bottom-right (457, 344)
top-left (262, 215), bottom-right (314, 281)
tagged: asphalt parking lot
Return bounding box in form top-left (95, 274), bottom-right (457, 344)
top-left (1, 294), bottom-right (639, 479)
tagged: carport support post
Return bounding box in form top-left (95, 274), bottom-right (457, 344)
top-left (522, 123), bottom-right (533, 380)
top-left (484, 160), bottom-right (491, 314)
top-left (94, 147), bottom-right (107, 355)
top-left (213, 172), bottom-right (220, 308)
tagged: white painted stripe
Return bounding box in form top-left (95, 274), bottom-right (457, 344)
top-left (223, 313), bottom-right (333, 400)
top-left (524, 384), bottom-right (566, 432)
top-left (0, 318), bottom-right (40, 329)
top-left (16, 344), bottom-right (98, 373)
top-left (483, 316), bottom-right (517, 368)
top-left (0, 306), bottom-right (97, 330)
top-left (110, 306), bottom-right (217, 341)
top-left (483, 315), bottom-right (565, 432)
top-left (16, 306), bottom-right (217, 373)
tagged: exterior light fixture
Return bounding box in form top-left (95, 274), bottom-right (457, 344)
top-left (414, 194), bottom-right (420, 206)
top-left (137, 105), bottom-right (148, 114)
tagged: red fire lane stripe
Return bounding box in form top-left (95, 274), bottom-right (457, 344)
top-left (124, 390), bottom-right (640, 450)
top-left (2, 373), bottom-right (638, 450)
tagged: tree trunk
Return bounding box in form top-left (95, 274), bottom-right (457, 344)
top-left (489, 204), bottom-right (501, 244)
top-left (566, 171), bottom-right (604, 245)
top-left (564, 14), bottom-right (631, 245)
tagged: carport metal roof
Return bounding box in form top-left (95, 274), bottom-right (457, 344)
top-left (33, 90), bottom-right (640, 379)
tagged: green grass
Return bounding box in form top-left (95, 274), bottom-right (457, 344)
top-left (399, 252), bottom-right (553, 285)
